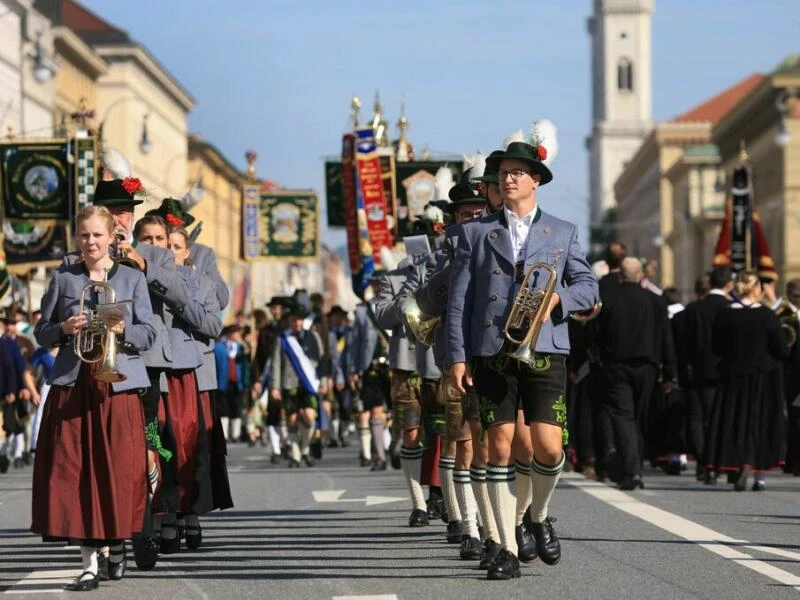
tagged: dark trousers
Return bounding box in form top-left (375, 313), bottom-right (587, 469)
top-left (603, 361), bottom-right (658, 478)
top-left (589, 366), bottom-right (614, 464)
top-left (686, 384), bottom-right (716, 461)
top-left (567, 374), bottom-right (595, 464)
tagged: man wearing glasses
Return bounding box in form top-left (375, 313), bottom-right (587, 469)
top-left (446, 141), bottom-right (598, 580)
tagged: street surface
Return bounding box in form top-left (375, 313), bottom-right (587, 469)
top-left (1, 443), bottom-right (800, 599)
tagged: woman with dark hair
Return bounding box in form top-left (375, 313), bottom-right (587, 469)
top-left (704, 271), bottom-right (789, 490)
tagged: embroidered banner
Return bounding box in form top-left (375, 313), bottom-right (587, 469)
top-left (73, 135), bottom-right (97, 212)
top-left (342, 133), bottom-right (375, 297)
top-left (0, 140), bottom-right (70, 220)
top-left (354, 127), bottom-right (391, 263)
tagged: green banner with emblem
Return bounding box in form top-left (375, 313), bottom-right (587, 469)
top-left (0, 140), bottom-right (70, 220)
top-left (244, 190), bottom-right (319, 262)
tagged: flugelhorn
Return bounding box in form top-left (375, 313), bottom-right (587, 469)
top-left (74, 271), bottom-right (126, 383)
top-left (504, 261), bottom-right (557, 369)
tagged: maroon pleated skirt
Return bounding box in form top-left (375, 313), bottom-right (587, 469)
top-left (162, 369), bottom-right (202, 514)
top-left (31, 365), bottom-right (147, 542)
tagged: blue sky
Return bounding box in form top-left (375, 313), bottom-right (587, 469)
top-left (81, 0), bottom-right (798, 254)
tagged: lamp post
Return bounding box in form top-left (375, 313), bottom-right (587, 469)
top-left (96, 96), bottom-right (154, 155)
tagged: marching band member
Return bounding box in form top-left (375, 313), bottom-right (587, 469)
top-left (167, 224), bottom-right (233, 546)
top-left (447, 142), bottom-right (598, 579)
top-left (32, 206), bottom-right (156, 591)
top-left (270, 304), bottom-right (326, 467)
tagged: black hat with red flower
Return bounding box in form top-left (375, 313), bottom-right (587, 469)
top-left (485, 142), bottom-right (553, 186)
top-left (93, 178), bottom-right (146, 207)
top-left (145, 197), bottom-right (196, 227)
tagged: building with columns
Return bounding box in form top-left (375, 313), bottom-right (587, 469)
top-left (586, 0), bottom-right (654, 252)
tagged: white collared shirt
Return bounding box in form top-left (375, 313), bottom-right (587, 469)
top-left (504, 205), bottom-right (539, 261)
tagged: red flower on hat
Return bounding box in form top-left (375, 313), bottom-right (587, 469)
top-left (121, 177), bottom-right (144, 195)
top-left (433, 222), bottom-right (445, 235)
top-left (537, 146), bottom-right (547, 160)
top-left (165, 214), bottom-right (184, 227)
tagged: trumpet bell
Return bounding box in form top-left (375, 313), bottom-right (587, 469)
top-left (93, 367), bottom-right (127, 383)
top-left (403, 293), bottom-right (439, 347)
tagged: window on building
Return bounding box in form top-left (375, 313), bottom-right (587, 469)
top-left (618, 57), bottom-right (634, 92)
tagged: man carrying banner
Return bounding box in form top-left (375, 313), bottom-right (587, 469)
top-left (270, 304), bottom-right (326, 468)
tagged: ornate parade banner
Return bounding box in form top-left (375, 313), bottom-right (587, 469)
top-left (242, 188), bottom-right (319, 263)
top-left (342, 133), bottom-right (375, 296)
top-left (324, 160), bottom-right (345, 228)
top-left (3, 221), bottom-right (69, 266)
top-left (0, 140), bottom-right (70, 220)
top-left (395, 161), bottom-right (462, 237)
top-left (354, 127), bottom-right (392, 262)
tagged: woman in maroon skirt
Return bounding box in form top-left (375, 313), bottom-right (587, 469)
top-left (33, 205), bottom-right (156, 591)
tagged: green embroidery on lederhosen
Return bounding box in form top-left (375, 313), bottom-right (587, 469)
top-left (533, 355), bottom-right (551, 371)
top-left (479, 394), bottom-right (497, 426)
top-left (552, 394), bottom-right (567, 425)
top-left (145, 420), bottom-right (173, 461)
top-left (562, 425), bottom-right (570, 447)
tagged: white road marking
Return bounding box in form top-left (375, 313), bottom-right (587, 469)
top-left (313, 490), bottom-right (405, 506)
top-left (333, 596), bottom-right (398, 600)
top-left (565, 475), bottom-right (800, 591)
top-left (4, 569), bottom-right (74, 594)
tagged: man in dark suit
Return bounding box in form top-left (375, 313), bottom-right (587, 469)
top-left (680, 266), bottom-right (732, 482)
top-left (596, 257), bottom-right (675, 490)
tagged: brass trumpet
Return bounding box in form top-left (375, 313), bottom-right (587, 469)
top-left (504, 261), bottom-right (557, 368)
top-left (403, 292), bottom-right (439, 347)
top-left (74, 273), bottom-right (126, 383)
top-left (110, 228), bottom-right (141, 270)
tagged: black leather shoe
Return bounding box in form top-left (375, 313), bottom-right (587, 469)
top-left (63, 571), bottom-right (99, 591)
top-left (390, 454), bottom-right (402, 470)
top-left (618, 476), bottom-right (644, 491)
top-left (446, 520), bottom-right (463, 544)
top-left (752, 480), bottom-right (766, 492)
top-left (486, 548), bottom-right (521, 580)
top-left (517, 517), bottom-right (538, 563)
top-left (370, 459), bottom-right (387, 471)
top-left (0, 455), bottom-right (9, 474)
top-left (270, 454), bottom-right (281, 464)
top-left (13, 457), bottom-right (23, 469)
top-left (132, 534), bottom-right (158, 570)
top-left (108, 545), bottom-right (126, 581)
top-left (530, 516), bottom-right (561, 566)
top-left (302, 455), bottom-right (315, 467)
top-left (704, 470), bottom-right (718, 485)
top-left (426, 496), bottom-right (444, 521)
top-left (185, 521), bottom-right (202, 549)
top-left (459, 536), bottom-right (483, 560)
top-left (359, 456), bottom-right (371, 467)
top-left (408, 508), bottom-right (429, 527)
top-left (479, 539), bottom-right (502, 570)
top-left (288, 459), bottom-right (300, 468)
top-left (664, 461), bottom-right (682, 475)
top-left (160, 527), bottom-right (181, 554)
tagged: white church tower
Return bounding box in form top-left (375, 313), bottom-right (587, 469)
top-left (587, 0), bottom-right (654, 228)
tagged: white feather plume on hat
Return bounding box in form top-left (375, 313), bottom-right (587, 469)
top-left (434, 166), bottom-right (454, 201)
top-left (503, 129), bottom-right (525, 149)
top-left (380, 245), bottom-right (399, 271)
top-left (100, 147), bottom-right (131, 180)
top-left (531, 119), bottom-right (559, 167)
top-left (466, 152), bottom-right (486, 181)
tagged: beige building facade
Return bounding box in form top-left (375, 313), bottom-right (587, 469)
top-left (615, 60), bottom-right (800, 297)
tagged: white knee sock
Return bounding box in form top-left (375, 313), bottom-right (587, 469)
top-left (470, 466), bottom-right (498, 542)
top-left (370, 418), bottom-right (386, 460)
top-left (331, 417), bottom-right (340, 441)
top-left (231, 418), bottom-right (242, 441)
top-left (220, 416), bottom-right (230, 440)
top-left (514, 459), bottom-right (532, 526)
top-left (528, 452), bottom-right (565, 523)
top-left (299, 422), bottom-right (315, 456)
top-left (401, 445), bottom-right (426, 511)
top-left (290, 428), bottom-right (301, 462)
top-left (439, 456), bottom-right (461, 522)
top-left (268, 426), bottom-right (281, 455)
top-left (487, 463), bottom-right (517, 555)
top-left (358, 426), bottom-right (372, 461)
top-left (13, 433), bottom-right (24, 459)
top-left (80, 546), bottom-right (98, 577)
top-left (454, 468), bottom-right (479, 538)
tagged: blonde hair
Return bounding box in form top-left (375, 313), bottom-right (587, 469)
top-left (168, 226), bottom-right (193, 266)
top-left (76, 205), bottom-right (115, 234)
top-left (733, 270), bottom-right (761, 298)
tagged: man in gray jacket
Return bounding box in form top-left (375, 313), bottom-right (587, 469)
top-left (447, 142), bottom-right (599, 580)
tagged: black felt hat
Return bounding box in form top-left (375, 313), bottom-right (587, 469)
top-left (473, 150), bottom-right (503, 184)
top-left (266, 296), bottom-right (293, 309)
top-left (445, 168), bottom-right (487, 212)
top-left (146, 197), bottom-right (196, 227)
top-left (485, 142), bottom-right (553, 186)
top-left (93, 178), bottom-right (145, 207)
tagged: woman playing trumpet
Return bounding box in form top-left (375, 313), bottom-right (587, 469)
top-left (32, 206), bottom-right (156, 591)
